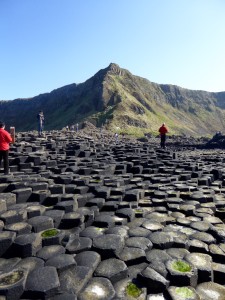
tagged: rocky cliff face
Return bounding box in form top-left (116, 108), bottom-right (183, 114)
top-left (1, 63), bottom-right (225, 136)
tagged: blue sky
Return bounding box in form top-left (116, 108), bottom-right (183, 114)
top-left (1, 0), bottom-right (225, 100)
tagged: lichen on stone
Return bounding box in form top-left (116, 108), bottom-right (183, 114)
top-left (0, 270), bottom-right (24, 286)
top-left (41, 228), bottom-right (59, 238)
top-left (172, 260), bottom-right (192, 272)
top-left (125, 282), bottom-right (142, 298)
top-left (175, 287), bottom-right (194, 297)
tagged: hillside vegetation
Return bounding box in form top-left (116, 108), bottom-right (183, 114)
top-left (1, 63), bottom-right (225, 136)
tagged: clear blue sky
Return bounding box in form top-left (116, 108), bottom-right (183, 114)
top-left (1, 0), bottom-right (225, 100)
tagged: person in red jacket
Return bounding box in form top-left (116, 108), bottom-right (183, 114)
top-left (158, 123), bottom-right (169, 149)
top-left (0, 121), bottom-right (12, 175)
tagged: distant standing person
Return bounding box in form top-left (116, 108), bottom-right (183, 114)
top-left (76, 123), bottom-right (79, 132)
top-left (158, 123), bottom-right (169, 149)
top-left (37, 111), bottom-right (44, 136)
top-left (0, 121), bottom-right (12, 175)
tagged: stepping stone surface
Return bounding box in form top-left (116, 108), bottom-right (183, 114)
top-left (1, 130), bottom-right (225, 298)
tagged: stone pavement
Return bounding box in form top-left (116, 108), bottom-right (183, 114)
top-left (0, 130), bottom-right (225, 299)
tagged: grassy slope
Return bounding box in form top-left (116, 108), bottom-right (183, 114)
top-left (1, 63), bottom-right (225, 136)
top-left (98, 72), bottom-right (225, 137)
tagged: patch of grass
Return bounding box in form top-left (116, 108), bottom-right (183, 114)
top-left (41, 228), bottom-right (59, 238)
top-left (96, 228), bottom-right (105, 232)
top-left (175, 287), bottom-right (194, 297)
top-left (90, 179), bottom-right (101, 183)
top-left (172, 260), bottom-right (192, 273)
top-left (217, 208), bottom-right (225, 212)
top-left (0, 270), bottom-right (24, 286)
top-left (89, 105), bottom-right (115, 127)
top-left (126, 282), bottom-right (142, 298)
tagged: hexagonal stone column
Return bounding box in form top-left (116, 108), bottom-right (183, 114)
top-left (92, 234), bottom-right (125, 260)
top-left (24, 266), bottom-right (60, 298)
top-left (0, 268), bottom-right (26, 300)
top-left (78, 277), bottom-right (115, 300)
top-left (94, 258), bottom-right (128, 284)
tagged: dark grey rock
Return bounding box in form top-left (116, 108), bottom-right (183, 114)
top-left (36, 245), bottom-right (65, 261)
top-left (75, 251), bottom-right (101, 271)
top-left (146, 249), bottom-right (172, 263)
top-left (67, 237), bottom-right (92, 254)
top-left (113, 277), bottom-right (147, 300)
top-left (196, 281), bottom-right (225, 300)
top-left (78, 277), bottom-right (115, 300)
top-left (4, 222), bottom-right (32, 235)
top-left (12, 188), bottom-right (32, 203)
top-left (148, 231), bottom-right (174, 249)
top-left (167, 286), bottom-right (200, 300)
top-left (116, 246), bottom-right (146, 266)
top-left (45, 254), bottom-right (76, 272)
top-left (115, 208), bottom-right (135, 222)
top-left (27, 215), bottom-right (54, 232)
top-left (94, 258), bottom-right (128, 283)
top-left (166, 259), bottom-right (198, 287)
top-left (0, 268), bottom-right (26, 300)
top-left (125, 236), bottom-right (153, 251)
top-left (92, 214), bottom-right (116, 228)
top-left (0, 257), bottom-right (21, 273)
top-left (80, 226), bottom-right (105, 239)
top-left (0, 231), bottom-right (16, 257)
top-left (59, 212), bottom-right (85, 229)
top-left (212, 262), bottom-right (225, 285)
top-left (92, 234), bottom-right (124, 259)
top-left (185, 252), bottom-right (213, 283)
top-left (138, 266), bottom-right (169, 294)
top-left (0, 209), bottom-right (27, 225)
top-left (14, 256), bottom-right (44, 272)
top-left (12, 233), bottom-right (42, 258)
top-left (25, 266), bottom-right (60, 298)
top-left (59, 265), bottom-right (93, 295)
top-left (128, 227), bottom-right (151, 238)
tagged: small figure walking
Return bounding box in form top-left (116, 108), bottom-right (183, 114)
top-left (37, 111), bottom-right (44, 136)
top-left (76, 123), bottom-right (79, 132)
top-left (158, 123), bottom-right (169, 149)
top-left (0, 121), bottom-right (12, 175)
top-left (115, 133), bottom-right (119, 143)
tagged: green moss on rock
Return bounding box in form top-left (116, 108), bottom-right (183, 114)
top-left (0, 270), bottom-right (24, 286)
top-left (41, 228), bottom-right (59, 238)
top-left (126, 282), bottom-right (142, 298)
top-left (172, 260), bottom-right (192, 272)
top-left (175, 287), bottom-right (194, 297)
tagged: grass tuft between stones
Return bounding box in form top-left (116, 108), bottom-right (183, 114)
top-left (126, 282), bottom-right (142, 298)
top-left (218, 208), bottom-right (225, 211)
top-left (0, 270), bottom-right (24, 286)
top-left (172, 260), bottom-right (192, 273)
top-left (41, 228), bottom-right (59, 238)
top-left (175, 287), bottom-right (194, 297)
top-left (96, 227), bottom-right (105, 231)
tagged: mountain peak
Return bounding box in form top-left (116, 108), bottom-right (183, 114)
top-left (108, 62), bottom-right (120, 69)
top-left (106, 63), bottom-right (124, 75)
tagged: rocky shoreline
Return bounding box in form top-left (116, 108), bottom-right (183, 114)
top-left (0, 129), bottom-right (225, 299)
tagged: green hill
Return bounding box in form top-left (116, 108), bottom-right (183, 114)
top-left (1, 63), bottom-right (225, 136)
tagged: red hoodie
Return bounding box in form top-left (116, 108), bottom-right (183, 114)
top-left (0, 128), bottom-right (12, 151)
top-left (159, 124), bottom-right (169, 135)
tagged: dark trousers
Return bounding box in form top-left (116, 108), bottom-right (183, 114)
top-left (160, 135), bottom-right (166, 149)
top-left (38, 122), bottom-right (43, 135)
top-left (0, 150), bottom-right (9, 174)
